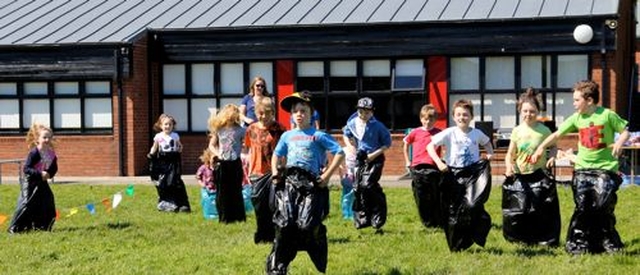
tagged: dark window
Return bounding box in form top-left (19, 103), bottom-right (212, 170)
top-left (297, 59), bottom-right (424, 132)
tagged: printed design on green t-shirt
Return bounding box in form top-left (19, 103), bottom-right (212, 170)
top-left (578, 122), bottom-right (605, 149)
top-left (518, 141), bottom-right (535, 166)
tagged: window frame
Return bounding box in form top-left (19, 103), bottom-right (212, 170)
top-left (159, 61), bottom-right (276, 133)
top-left (391, 59), bottom-right (426, 91)
top-left (0, 80), bottom-right (113, 135)
top-left (295, 58), bottom-right (427, 133)
top-left (448, 54), bottom-right (589, 131)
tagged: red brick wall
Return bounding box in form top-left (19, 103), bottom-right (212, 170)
top-left (0, 135), bottom-right (119, 177)
top-left (53, 136), bottom-right (119, 176)
top-left (123, 35), bottom-right (152, 176)
top-left (589, 52), bottom-right (626, 114)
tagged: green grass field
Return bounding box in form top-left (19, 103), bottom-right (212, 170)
top-left (0, 182), bottom-right (638, 274)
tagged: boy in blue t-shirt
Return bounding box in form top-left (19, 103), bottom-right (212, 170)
top-left (343, 97), bottom-right (392, 233)
top-left (267, 92), bottom-right (344, 274)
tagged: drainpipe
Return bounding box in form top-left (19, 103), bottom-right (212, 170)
top-left (116, 47), bottom-right (126, 176)
top-left (600, 24), bottom-right (609, 107)
top-left (148, 34), bottom-right (155, 175)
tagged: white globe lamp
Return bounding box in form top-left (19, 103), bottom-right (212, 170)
top-left (573, 24), bottom-right (593, 44)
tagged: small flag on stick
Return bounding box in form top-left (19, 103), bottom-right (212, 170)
top-left (126, 185), bottom-right (135, 197)
top-left (86, 204), bottom-right (96, 215)
top-left (112, 193), bottom-right (123, 209)
top-left (66, 208), bottom-right (79, 217)
top-left (101, 198), bottom-right (112, 212)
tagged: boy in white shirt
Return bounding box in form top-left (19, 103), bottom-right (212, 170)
top-left (427, 99), bottom-right (494, 251)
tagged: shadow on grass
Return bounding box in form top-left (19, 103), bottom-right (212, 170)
top-left (328, 237), bottom-right (350, 244)
top-left (626, 237), bottom-right (640, 246)
top-left (622, 249), bottom-right (640, 256)
top-left (515, 246), bottom-right (559, 257)
top-left (56, 222), bottom-right (133, 232)
top-left (355, 267), bottom-right (403, 275)
top-left (619, 238), bottom-right (640, 255)
top-left (465, 247), bottom-right (505, 255)
top-left (105, 221), bottom-right (133, 230)
top-left (49, 181), bottom-right (80, 185)
top-left (491, 222), bottom-right (502, 230)
top-left (355, 267), bottom-right (454, 275)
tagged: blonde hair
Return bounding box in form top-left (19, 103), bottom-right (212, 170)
top-left (199, 148), bottom-right (214, 165)
top-left (26, 123), bottom-right (54, 149)
top-left (153, 113), bottom-right (177, 132)
top-left (255, 97), bottom-right (275, 117)
top-left (419, 104), bottom-right (437, 119)
top-left (208, 104), bottom-right (241, 133)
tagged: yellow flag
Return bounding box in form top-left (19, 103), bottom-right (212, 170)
top-left (0, 214), bottom-right (7, 225)
top-left (66, 208), bottom-right (79, 217)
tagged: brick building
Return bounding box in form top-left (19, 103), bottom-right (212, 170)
top-left (0, 0), bottom-right (637, 177)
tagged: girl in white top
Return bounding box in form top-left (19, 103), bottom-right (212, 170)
top-left (148, 113), bottom-right (191, 213)
top-left (149, 114), bottom-right (183, 154)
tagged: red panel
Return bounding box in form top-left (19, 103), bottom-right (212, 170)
top-left (428, 56), bottom-right (448, 129)
top-left (276, 60), bottom-right (294, 127)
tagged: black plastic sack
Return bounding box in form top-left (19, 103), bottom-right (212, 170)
top-left (269, 167), bottom-right (327, 274)
top-left (148, 154), bottom-right (159, 181)
top-left (411, 164), bottom-right (444, 229)
top-left (502, 169), bottom-right (560, 246)
top-left (153, 152), bottom-right (190, 212)
top-left (565, 169), bottom-right (623, 254)
top-left (215, 158), bottom-right (246, 223)
top-left (8, 175), bottom-right (56, 233)
top-left (251, 172), bottom-right (276, 243)
top-left (266, 224), bottom-right (327, 274)
top-left (442, 160), bottom-right (492, 252)
top-left (353, 155), bottom-right (387, 230)
top-left (273, 168), bottom-right (324, 230)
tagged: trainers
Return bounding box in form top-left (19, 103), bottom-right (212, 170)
top-left (157, 201), bottom-right (178, 212)
top-left (178, 206), bottom-right (191, 213)
top-left (602, 239), bottom-right (624, 253)
top-left (374, 228), bottom-right (384, 235)
top-left (566, 241), bottom-right (589, 255)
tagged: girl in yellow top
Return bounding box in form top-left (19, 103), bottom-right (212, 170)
top-left (502, 88), bottom-right (560, 246)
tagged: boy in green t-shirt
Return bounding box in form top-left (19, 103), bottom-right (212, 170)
top-left (532, 80), bottom-right (630, 254)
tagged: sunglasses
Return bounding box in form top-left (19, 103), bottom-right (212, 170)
top-left (255, 84), bottom-right (265, 88)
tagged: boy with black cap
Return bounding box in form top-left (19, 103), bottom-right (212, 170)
top-left (267, 92), bottom-right (344, 274)
top-left (343, 97), bottom-right (392, 234)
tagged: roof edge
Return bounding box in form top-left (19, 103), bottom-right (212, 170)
top-left (150, 14), bottom-right (620, 33)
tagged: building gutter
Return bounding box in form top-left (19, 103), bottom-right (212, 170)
top-left (115, 48), bottom-right (126, 176)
